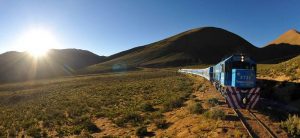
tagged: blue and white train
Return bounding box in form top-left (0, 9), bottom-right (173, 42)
top-left (179, 54), bottom-right (260, 109)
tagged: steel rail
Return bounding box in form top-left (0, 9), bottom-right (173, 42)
top-left (248, 110), bottom-right (277, 138)
top-left (233, 109), bottom-right (256, 138)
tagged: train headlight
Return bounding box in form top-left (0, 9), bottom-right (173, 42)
top-left (242, 97), bottom-right (247, 104)
top-left (241, 56), bottom-right (244, 62)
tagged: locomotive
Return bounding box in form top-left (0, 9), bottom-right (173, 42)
top-left (179, 54), bottom-right (260, 109)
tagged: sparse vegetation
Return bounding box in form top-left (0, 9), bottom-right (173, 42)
top-left (203, 109), bottom-right (226, 120)
top-left (140, 103), bottom-right (155, 112)
top-left (188, 102), bottom-right (204, 114)
top-left (27, 127), bottom-right (42, 138)
top-left (135, 126), bottom-right (148, 137)
top-left (258, 55), bottom-right (300, 81)
top-left (281, 114), bottom-right (300, 137)
top-left (154, 119), bottom-right (168, 129)
top-left (162, 97), bottom-right (185, 112)
top-left (207, 98), bottom-right (219, 107)
top-left (114, 112), bottom-right (144, 127)
top-left (0, 69), bottom-right (193, 137)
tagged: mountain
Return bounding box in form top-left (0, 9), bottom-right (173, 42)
top-left (84, 27), bottom-right (300, 74)
top-left (84, 27), bottom-right (258, 73)
top-left (269, 29), bottom-right (300, 45)
top-left (256, 29), bottom-right (300, 63)
top-left (0, 49), bottom-right (105, 82)
top-left (2, 27), bottom-right (300, 80)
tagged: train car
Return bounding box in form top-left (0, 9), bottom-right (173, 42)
top-left (178, 67), bottom-right (213, 80)
top-left (178, 54), bottom-right (260, 109)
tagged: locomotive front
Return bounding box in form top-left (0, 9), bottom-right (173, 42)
top-left (217, 54), bottom-right (260, 109)
top-left (230, 55), bottom-right (256, 88)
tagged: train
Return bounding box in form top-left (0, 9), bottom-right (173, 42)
top-left (179, 54), bottom-right (260, 109)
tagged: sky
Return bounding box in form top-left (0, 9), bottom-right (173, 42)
top-left (0, 0), bottom-right (299, 56)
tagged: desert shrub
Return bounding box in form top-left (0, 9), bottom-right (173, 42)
top-left (140, 103), bottom-right (155, 112)
top-left (154, 119), bottom-right (168, 129)
top-left (115, 112), bottom-right (144, 127)
top-left (203, 109), bottom-right (226, 120)
top-left (151, 111), bottom-right (164, 119)
top-left (135, 126), bottom-right (148, 137)
top-left (198, 85), bottom-right (206, 92)
top-left (71, 125), bottom-right (82, 135)
top-left (27, 127), bottom-right (42, 138)
top-left (95, 111), bottom-right (106, 118)
top-left (207, 98), bottom-right (219, 106)
top-left (162, 97), bottom-right (185, 112)
top-left (56, 127), bottom-right (71, 137)
top-left (71, 120), bottom-right (100, 134)
top-left (83, 121), bottom-right (101, 133)
top-left (188, 102), bottom-right (204, 114)
top-left (281, 114), bottom-right (300, 137)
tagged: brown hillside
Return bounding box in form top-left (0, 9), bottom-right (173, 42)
top-left (0, 49), bottom-right (105, 82)
top-left (269, 29), bottom-right (300, 45)
top-left (83, 27), bottom-right (300, 74)
top-left (84, 27), bottom-right (258, 73)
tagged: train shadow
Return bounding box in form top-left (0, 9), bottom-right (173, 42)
top-left (225, 114), bottom-right (240, 121)
top-left (255, 79), bottom-right (300, 121)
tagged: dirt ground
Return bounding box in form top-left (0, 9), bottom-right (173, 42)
top-left (149, 76), bottom-right (248, 138)
top-left (90, 75), bottom-right (288, 138)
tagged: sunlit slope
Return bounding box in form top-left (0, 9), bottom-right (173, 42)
top-left (258, 55), bottom-right (300, 81)
top-left (84, 27), bottom-right (257, 73)
top-left (0, 49), bottom-right (105, 82)
top-left (269, 29), bottom-right (300, 45)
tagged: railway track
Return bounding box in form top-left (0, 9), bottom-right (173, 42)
top-left (233, 109), bottom-right (277, 138)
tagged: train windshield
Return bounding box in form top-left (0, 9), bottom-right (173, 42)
top-left (231, 61), bottom-right (256, 70)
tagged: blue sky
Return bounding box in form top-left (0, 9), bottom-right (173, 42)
top-left (0, 0), bottom-right (299, 56)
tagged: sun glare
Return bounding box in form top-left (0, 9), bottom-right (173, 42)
top-left (16, 28), bottom-right (60, 58)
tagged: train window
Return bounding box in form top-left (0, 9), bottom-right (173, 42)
top-left (231, 61), bottom-right (254, 69)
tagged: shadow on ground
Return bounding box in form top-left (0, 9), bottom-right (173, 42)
top-left (255, 79), bottom-right (300, 121)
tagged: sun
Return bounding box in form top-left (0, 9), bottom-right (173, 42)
top-left (16, 28), bottom-right (60, 58)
